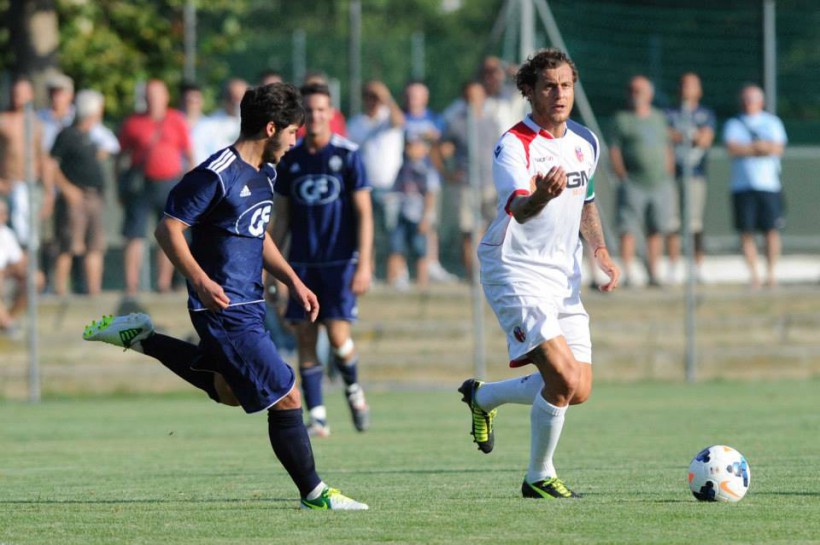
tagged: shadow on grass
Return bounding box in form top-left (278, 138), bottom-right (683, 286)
top-left (0, 497), bottom-right (294, 505)
top-left (749, 491), bottom-right (819, 497)
top-left (338, 467), bottom-right (524, 475)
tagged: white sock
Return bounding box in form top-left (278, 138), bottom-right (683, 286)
top-left (305, 481), bottom-right (326, 500)
top-left (526, 394), bottom-right (567, 483)
top-left (475, 373), bottom-right (543, 412)
top-left (309, 406), bottom-right (327, 424)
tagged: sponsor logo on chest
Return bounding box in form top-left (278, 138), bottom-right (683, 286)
top-left (294, 175), bottom-right (341, 205)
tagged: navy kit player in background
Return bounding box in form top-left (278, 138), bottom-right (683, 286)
top-left (82, 83), bottom-right (368, 510)
top-left (272, 83), bottom-right (373, 437)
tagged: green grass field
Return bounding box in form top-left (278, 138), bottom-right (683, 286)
top-left (2, 380), bottom-right (818, 545)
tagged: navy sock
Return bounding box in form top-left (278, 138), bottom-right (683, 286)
top-left (140, 334), bottom-right (219, 401)
top-left (334, 355), bottom-right (359, 388)
top-left (267, 408), bottom-right (322, 498)
top-left (300, 366), bottom-right (324, 410)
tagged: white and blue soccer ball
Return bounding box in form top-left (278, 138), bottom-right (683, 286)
top-left (688, 445), bottom-right (751, 502)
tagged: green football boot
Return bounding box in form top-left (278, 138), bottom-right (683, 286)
top-left (458, 378), bottom-right (497, 454)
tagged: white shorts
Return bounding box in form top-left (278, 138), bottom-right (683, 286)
top-left (483, 282), bottom-right (591, 364)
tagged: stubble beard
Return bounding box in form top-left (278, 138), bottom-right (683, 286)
top-left (263, 136), bottom-right (285, 165)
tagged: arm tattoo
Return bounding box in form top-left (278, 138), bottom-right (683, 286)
top-left (580, 202), bottom-right (606, 247)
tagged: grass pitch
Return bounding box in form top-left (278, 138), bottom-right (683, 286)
top-left (1, 379), bottom-right (818, 545)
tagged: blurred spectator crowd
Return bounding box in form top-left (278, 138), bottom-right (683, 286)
top-left (0, 55), bottom-right (787, 335)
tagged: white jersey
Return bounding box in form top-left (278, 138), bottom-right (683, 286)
top-left (478, 116), bottom-right (599, 297)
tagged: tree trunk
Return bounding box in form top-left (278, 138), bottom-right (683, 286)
top-left (9, 0), bottom-right (59, 107)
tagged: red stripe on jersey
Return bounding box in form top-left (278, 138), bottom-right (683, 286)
top-left (508, 122), bottom-right (536, 169)
top-left (507, 120), bottom-right (555, 170)
top-left (504, 189), bottom-right (530, 216)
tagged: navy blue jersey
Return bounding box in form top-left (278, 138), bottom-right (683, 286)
top-left (165, 147), bottom-right (275, 311)
top-left (275, 134), bottom-right (370, 265)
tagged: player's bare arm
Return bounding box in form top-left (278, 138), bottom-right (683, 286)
top-left (351, 189), bottom-right (373, 295)
top-left (155, 217), bottom-right (230, 311)
top-left (580, 202), bottom-right (620, 292)
top-left (270, 197), bottom-right (291, 249)
top-left (509, 165), bottom-right (566, 224)
top-left (262, 232), bottom-right (319, 322)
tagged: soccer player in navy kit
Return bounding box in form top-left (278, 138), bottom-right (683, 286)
top-left (272, 83), bottom-right (373, 437)
top-left (83, 83), bottom-right (368, 510)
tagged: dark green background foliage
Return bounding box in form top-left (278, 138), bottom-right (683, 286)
top-left (1, 0), bottom-right (819, 139)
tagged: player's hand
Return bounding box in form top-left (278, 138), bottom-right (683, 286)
top-left (194, 276), bottom-right (231, 312)
top-left (531, 166), bottom-right (566, 204)
top-left (290, 279), bottom-right (320, 322)
top-left (351, 264), bottom-right (372, 296)
top-left (594, 247), bottom-right (620, 292)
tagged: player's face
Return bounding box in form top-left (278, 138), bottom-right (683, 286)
top-left (263, 123), bottom-right (299, 164)
top-left (528, 63), bottom-right (574, 134)
top-left (303, 93), bottom-right (333, 138)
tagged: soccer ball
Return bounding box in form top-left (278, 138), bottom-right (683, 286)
top-left (688, 445), bottom-right (751, 502)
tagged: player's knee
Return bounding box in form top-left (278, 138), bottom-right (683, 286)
top-left (213, 375), bottom-right (241, 406)
top-left (570, 364), bottom-right (593, 405)
top-left (299, 360), bottom-right (321, 371)
top-left (332, 338), bottom-right (355, 361)
top-left (571, 383), bottom-right (592, 405)
top-left (271, 387), bottom-right (302, 410)
top-left (553, 360), bottom-right (582, 398)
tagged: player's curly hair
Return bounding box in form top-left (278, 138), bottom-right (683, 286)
top-left (240, 82), bottom-right (305, 137)
top-left (515, 48), bottom-right (578, 97)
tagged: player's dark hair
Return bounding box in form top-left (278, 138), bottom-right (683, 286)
top-left (515, 48), bottom-right (578, 96)
top-left (240, 82), bottom-right (305, 137)
top-left (299, 83), bottom-right (331, 99)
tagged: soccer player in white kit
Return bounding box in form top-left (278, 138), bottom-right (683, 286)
top-left (458, 48), bottom-right (620, 499)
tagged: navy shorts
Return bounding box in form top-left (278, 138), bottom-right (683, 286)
top-left (389, 216), bottom-right (428, 259)
top-left (285, 261), bottom-right (358, 322)
top-left (732, 190), bottom-right (784, 233)
top-left (190, 303), bottom-right (296, 414)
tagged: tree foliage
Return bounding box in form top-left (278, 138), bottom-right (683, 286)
top-left (51, 0), bottom-right (253, 119)
top-left (2, 0), bottom-right (817, 141)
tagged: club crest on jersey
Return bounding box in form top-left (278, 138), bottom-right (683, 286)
top-left (235, 202), bottom-right (272, 238)
top-left (329, 155), bottom-right (343, 172)
top-left (294, 174), bottom-right (341, 205)
top-left (513, 325), bottom-right (526, 343)
top-left (575, 146), bottom-right (584, 162)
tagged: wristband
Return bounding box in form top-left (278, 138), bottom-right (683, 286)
top-left (593, 246), bottom-right (607, 258)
